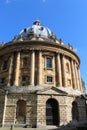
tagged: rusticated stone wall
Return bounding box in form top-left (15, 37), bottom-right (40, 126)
top-left (0, 91), bottom-right (86, 127)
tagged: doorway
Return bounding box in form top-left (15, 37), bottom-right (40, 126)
top-left (72, 101), bottom-right (79, 121)
top-left (46, 98), bottom-right (59, 126)
top-left (16, 100), bottom-right (26, 124)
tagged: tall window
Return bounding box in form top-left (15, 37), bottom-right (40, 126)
top-left (46, 57), bottom-right (52, 69)
top-left (2, 60), bottom-right (8, 71)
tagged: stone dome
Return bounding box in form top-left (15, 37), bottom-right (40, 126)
top-left (20, 20), bottom-right (52, 37)
top-left (14, 20), bottom-right (57, 42)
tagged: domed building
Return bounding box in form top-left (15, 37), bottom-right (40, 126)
top-left (0, 20), bottom-right (86, 128)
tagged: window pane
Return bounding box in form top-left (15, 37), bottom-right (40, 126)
top-left (46, 57), bottom-right (52, 68)
top-left (47, 76), bottom-right (53, 82)
top-left (0, 78), bottom-right (5, 84)
top-left (2, 60), bottom-right (8, 70)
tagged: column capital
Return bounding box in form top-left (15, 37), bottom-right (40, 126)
top-left (55, 52), bottom-right (60, 56)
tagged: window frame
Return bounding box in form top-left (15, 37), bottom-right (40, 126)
top-left (45, 56), bottom-right (53, 69)
top-left (46, 76), bottom-right (53, 83)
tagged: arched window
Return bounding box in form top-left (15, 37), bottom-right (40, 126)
top-left (46, 98), bottom-right (59, 126)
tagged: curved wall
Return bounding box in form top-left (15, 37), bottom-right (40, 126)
top-left (0, 40), bottom-right (84, 92)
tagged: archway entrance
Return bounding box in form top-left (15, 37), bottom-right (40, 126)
top-left (46, 98), bottom-right (59, 126)
top-left (16, 100), bottom-right (26, 124)
top-left (72, 101), bottom-right (79, 121)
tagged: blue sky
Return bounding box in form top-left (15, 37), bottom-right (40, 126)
top-left (0, 0), bottom-right (87, 90)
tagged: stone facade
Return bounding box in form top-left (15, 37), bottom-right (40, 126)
top-left (0, 20), bottom-right (86, 127)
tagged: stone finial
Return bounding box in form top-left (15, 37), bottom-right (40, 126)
top-left (0, 41), bottom-right (5, 47)
top-left (68, 43), bottom-right (73, 49)
top-left (59, 38), bottom-right (64, 45)
top-left (13, 36), bottom-right (17, 41)
top-left (50, 32), bottom-right (56, 41)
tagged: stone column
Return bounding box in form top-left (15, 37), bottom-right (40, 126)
top-left (71, 59), bottom-right (76, 89)
top-left (74, 62), bottom-right (79, 89)
top-left (52, 56), bottom-right (56, 86)
top-left (76, 65), bottom-right (79, 90)
top-left (78, 68), bottom-right (82, 91)
top-left (2, 93), bottom-right (7, 127)
top-left (14, 52), bottom-right (20, 86)
top-left (56, 53), bottom-right (62, 86)
top-left (30, 51), bottom-right (35, 86)
top-left (62, 55), bottom-right (66, 86)
top-left (7, 54), bottom-right (14, 86)
top-left (38, 51), bottom-right (42, 85)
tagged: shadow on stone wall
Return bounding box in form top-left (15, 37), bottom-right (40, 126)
top-left (52, 95), bottom-right (87, 130)
top-left (52, 122), bottom-right (87, 130)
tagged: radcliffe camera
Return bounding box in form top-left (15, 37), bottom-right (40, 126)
top-left (0, 20), bottom-right (87, 130)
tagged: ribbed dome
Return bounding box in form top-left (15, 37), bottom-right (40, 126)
top-left (13, 20), bottom-right (58, 42)
top-left (19, 20), bottom-right (52, 38)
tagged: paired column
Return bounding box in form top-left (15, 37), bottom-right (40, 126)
top-left (30, 51), bottom-right (35, 85)
top-left (62, 55), bottom-right (66, 86)
top-left (71, 60), bottom-right (76, 89)
top-left (7, 54), bottom-right (14, 86)
top-left (71, 60), bottom-right (82, 91)
top-left (38, 51), bottom-right (42, 85)
top-left (74, 62), bottom-right (79, 89)
top-left (14, 52), bottom-right (20, 86)
top-left (78, 68), bottom-right (82, 91)
top-left (56, 53), bottom-right (62, 86)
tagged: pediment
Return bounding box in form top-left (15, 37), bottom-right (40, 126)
top-left (37, 86), bottom-right (68, 95)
